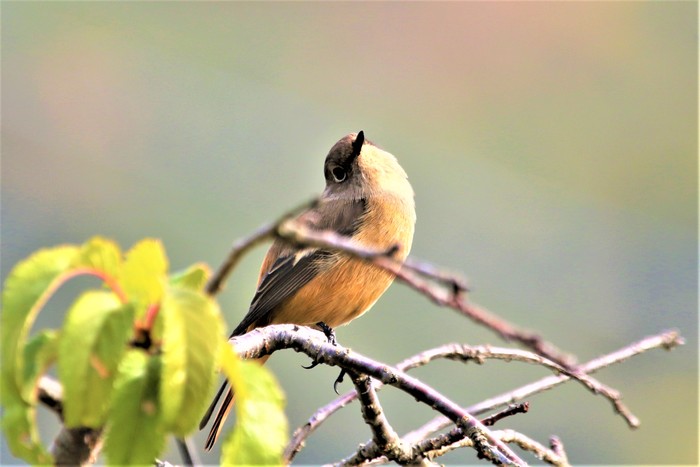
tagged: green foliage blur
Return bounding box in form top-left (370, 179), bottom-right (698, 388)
top-left (2, 2), bottom-right (696, 465)
top-left (1, 238), bottom-right (287, 465)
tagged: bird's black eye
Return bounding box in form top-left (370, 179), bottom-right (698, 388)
top-left (331, 166), bottom-right (347, 183)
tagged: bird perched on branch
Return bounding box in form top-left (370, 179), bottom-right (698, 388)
top-left (200, 131), bottom-right (416, 450)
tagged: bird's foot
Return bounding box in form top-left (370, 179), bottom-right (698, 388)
top-left (302, 322), bottom-right (336, 369)
top-left (316, 321), bottom-right (337, 345)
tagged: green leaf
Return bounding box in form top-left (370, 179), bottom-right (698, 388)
top-left (169, 263), bottom-right (211, 291)
top-left (58, 291), bottom-right (134, 428)
top-left (159, 286), bottom-right (223, 436)
top-left (1, 330), bottom-right (58, 466)
top-left (72, 236), bottom-right (122, 279)
top-left (104, 350), bottom-right (165, 466)
top-left (1, 245), bottom-right (78, 392)
top-left (119, 239), bottom-right (168, 310)
top-left (0, 391), bottom-right (53, 466)
top-left (22, 330), bottom-right (59, 401)
top-left (219, 344), bottom-right (288, 466)
top-left (1, 245), bottom-right (78, 464)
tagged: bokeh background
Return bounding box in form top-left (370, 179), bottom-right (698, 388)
top-left (2, 2), bottom-right (697, 465)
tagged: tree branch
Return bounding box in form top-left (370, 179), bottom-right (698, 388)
top-left (50, 426), bottom-right (103, 467)
top-left (205, 199), bottom-right (318, 295)
top-left (423, 429), bottom-right (570, 466)
top-left (33, 191), bottom-right (684, 466)
top-left (481, 403), bottom-right (530, 427)
top-left (348, 372), bottom-right (416, 464)
top-left (228, 324), bottom-right (525, 465)
top-left (35, 376), bottom-right (102, 466)
top-left (337, 402), bottom-right (532, 466)
top-left (206, 199), bottom-right (572, 367)
top-left (38, 375), bottom-right (64, 419)
top-left (286, 329), bottom-right (683, 463)
top-left (401, 330), bottom-right (684, 444)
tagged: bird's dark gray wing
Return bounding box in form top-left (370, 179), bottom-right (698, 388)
top-left (201, 197), bottom-right (368, 438)
top-left (229, 250), bottom-right (330, 336)
top-left (228, 197), bottom-right (367, 337)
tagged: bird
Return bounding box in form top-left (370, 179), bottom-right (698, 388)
top-left (199, 131), bottom-right (416, 450)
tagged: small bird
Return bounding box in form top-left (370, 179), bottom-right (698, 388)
top-left (199, 131), bottom-right (416, 450)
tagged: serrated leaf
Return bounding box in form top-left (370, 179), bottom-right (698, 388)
top-left (58, 291), bottom-right (134, 427)
top-left (72, 236), bottom-right (122, 279)
top-left (119, 239), bottom-right (168, 309)
top-left (22, 330), bottom-right (59, 401)
top-left (104, 350), bottom-right (165, 466)
top-left (169, 263), bottom-right (211, 291)
top-left (1, 245), bottom-right (78, 464)
top-left (219, 344), bottom-right (288, 466)
top-left (159, 286), bottom-right (223, 436)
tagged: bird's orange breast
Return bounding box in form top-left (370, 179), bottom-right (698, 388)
top-left (271, 195), bottom-right (415, 328)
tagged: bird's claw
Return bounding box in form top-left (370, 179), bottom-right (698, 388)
top-left (302, 359), bottom-right (322, 370)
top-left (333, 369), bottom-right (347, 394)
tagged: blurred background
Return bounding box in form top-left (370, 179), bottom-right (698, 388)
top-left (2, 2), bottom-right (697, 465)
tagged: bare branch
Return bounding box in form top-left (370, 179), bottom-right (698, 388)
top-left (481, 403), bottom-right (530, 427)
top-left (207, 202), bottom-right (571, 366)
top-left (277, 217), bottom-right (469, 294)
top-left (338, 403), bottom-right (532, 466)
top-left (36, 376), bottom-right (103, 466)
top-left (205, 199), bottom-right (318, 295)
top-left (50, 425), bottom-right (102, 466)
top-left (38, 375), bottom-right (64, 419)
top-left (424, 429), bottom-right (570, 466)
top-left (435, 344), bottom-right (639, 428)
top-left (549, 436), bottom-right (569, 465)
top-left (348, 372), bottom-right (415, 464)
top-left (448, 298), bottom-right (575, 367)
top-left (229, 324), bottom-right (526, 465)
top-left (403, 330), bottom-right (684, 445)
top-left (288, 330), bottom-right (683, 463)
top-left (281, 218), bottom-right (572, 367)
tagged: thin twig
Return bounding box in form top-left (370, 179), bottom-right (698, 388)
top-left (439, 344), bottom-right (639, 428)
top-left (423, 429), bottom-right (570, 466)
top-left (481, 403), bottom-right (530, 427)
top-left (549, 436), bottom-right (569, 465)
top-left (402, 330), bottom-right (684, 445)
top-left (205, 199), bottom-right (318, 296)
top-left (175, 437), bottom-right (199, 467)
top-left (277, 217), bottom-right (469, 294)
top-left (338, 403), bottom-right (532, 466)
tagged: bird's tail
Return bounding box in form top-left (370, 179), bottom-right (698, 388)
top-left (200, 354), bottom-right (270, 450)
top-left (204, 386), bottom-right (234, 451)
